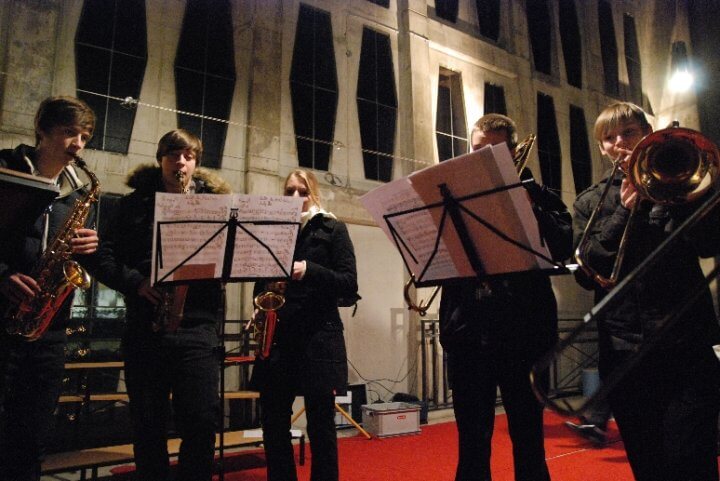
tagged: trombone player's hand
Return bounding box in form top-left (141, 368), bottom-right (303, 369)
top-left (615, 147), bottom-right (639, 210)
top-left (620, 177), bottom-right (639, 210)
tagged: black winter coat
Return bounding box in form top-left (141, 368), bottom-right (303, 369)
top-left (439, 172), bottom-right (573, 361)
top-left (250, 212), bottom-right (358, 395)
top-left (0, 144), bottom-right (96, 332)
top-left (573, 169), bottom-right (720, 349)
top-left (92, 165), bottom-right (231, 334)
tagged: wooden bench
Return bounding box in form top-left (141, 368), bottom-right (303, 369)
top-left (42, 429), bottom-right (305, 480)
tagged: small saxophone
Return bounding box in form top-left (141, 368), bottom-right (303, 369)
top-left (5, 156), bottom-right (100, 341)
top-left (247, 289), bottom-right (285, 359)
top-left (153, 170), bottom-right (190, 332)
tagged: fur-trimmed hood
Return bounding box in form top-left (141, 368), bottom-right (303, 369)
top-left (126, 163), bottom-right (232, 194)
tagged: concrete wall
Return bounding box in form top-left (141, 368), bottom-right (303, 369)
top-left (0, 0), bottom-right (705, 400)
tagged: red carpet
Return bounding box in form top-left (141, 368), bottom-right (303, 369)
top-left (112, 411), bottom-right (717, 480)
top-left (212, 411), bottom-right (635, 481)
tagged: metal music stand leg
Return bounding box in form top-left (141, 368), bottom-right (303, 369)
top-left (291, 404), bottom-right (372, 439)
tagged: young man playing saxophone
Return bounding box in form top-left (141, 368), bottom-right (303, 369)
top-left (92, 129), bottom-right (231, 481)
top-left (0, 96), bottom-right (98, 481)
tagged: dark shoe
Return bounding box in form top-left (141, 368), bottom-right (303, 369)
top-left (565, 420), bottom-right (607, 445)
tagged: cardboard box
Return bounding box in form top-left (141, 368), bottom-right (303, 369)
top-left (361, 402), bottom-right (421, 438)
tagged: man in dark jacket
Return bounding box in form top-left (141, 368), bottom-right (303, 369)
top-left (439, 114), bottom-right (572, 481)
top-left (573, 102), bottom-right (720, 481)
top-left (0, 96), bottom-right (98, 481)
top-left (92, 129), bottom-right (231, 481)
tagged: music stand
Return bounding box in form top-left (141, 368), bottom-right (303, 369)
top-left (362, 144), bottom-right (567, 288)
top-left (0, 167), bottom-right (59, 247)
top-left (385, 180), bottom-right (565, 286)
top-left (151, 193), bottom-right (303, 481)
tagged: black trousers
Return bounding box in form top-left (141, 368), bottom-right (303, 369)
top-left (122, 323), bottom-right (220, 481)
top-left (448, 350), bottom-right (551, 481)
top-left (259, 358), bottom-right (338, 481)
top-left (0, 330), bottom-right (66, 481)
top-left (604, 346), bottom-right (720, 481)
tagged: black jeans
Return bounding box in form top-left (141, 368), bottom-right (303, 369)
top-left (605, 346), bottom-right (720, 481)
top-left (448, 350), bottom-right (550, 481)
top-left (122, 323), bottom-right (220, 481)
top-left (259, 358), bottom-right (338, 481)
top-left (0, 330), bottom-right (66, 481)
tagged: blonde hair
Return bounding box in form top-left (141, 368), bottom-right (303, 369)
top-left (285, 169), bottom-right (322, 209)
top-left (594, 102), bottom-right (651, 142)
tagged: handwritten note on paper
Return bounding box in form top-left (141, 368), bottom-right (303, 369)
top-left (151, 193), bottom-right (302, 285)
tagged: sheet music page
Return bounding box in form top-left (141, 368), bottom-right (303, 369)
top-left (359, 178), bottom-right (458, 282)
top-left (152, 193), bottom-right (230, 285)
top-left (490, 143), bottom-right (554, 270)
top-left (409, 143), bottom-right (553, 276)
top-left (230, 194), bottom-right (302, 278)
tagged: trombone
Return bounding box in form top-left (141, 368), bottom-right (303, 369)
top-left (575, 123), bottom-right (719, 289)
top-left (532, 124), bottom-right (720, 417)
top-left (403, 134), bottom-right (537, 316)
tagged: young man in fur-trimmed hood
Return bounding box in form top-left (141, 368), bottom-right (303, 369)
top-left (93, 129), bottom-right (231, 481)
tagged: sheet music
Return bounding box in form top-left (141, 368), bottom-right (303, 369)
top-left (152, 193), bottom-right (302, 285)
top-left (359, 178), bottom-right (457, 281)
top-left (360, 143), bottom-right (553, 284)
top-left (230, 195), bottom-right (302, 278)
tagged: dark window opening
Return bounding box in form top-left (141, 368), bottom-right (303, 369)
top-left (175, 0), bottom-right (236, 169)
top-left (290, 4), bottom-right (338, 171)
top-left (436, 68), bottom-right (468, 161)
top-left (357, 28), bottom-right (397, 182)
top-left (435, 0), bottom-right (459, 23)
top-left (536, 92), bottom-right (562, 193)
top-left (559, 0), bottom-right (582, 88)
top-left (624, 14), bottom-right (643, 106)
top-left (366, 0), bottom-right (390, 7)
top-left (475, 0), bottom-right (501, 41)
top-left (526, 0), bottom-right (552, 75)
top-left (598, 0), bottom-right (619, 96)
top-left (69, 193), bottom-right (126, 358)
top-left (483, 83), bottom-right (507, 115)
top-left (569, 105), bottom-right (592, 194)
top-left (75, 0), bottom-right (147, 154)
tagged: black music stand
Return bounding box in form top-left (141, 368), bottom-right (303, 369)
top-left (0, 167), bottom-right (59, 247)
top-left (384, 180), bottom-right (566, 286)
top-left (152, 197), bottom-right (302, 481)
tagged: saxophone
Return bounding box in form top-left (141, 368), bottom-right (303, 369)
top-left (247, 285), bottom-right (285, 360)
top-left (5, 156), bottom-right (100, 341)
top-left (152, 170), bottom-right (190, 332)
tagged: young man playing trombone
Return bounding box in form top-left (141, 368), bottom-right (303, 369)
top-left (439, 114), bottom-right (572, 481)
top-left (573, 102), bottom-right (720, 481)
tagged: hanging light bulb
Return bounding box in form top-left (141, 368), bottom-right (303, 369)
top-left (668, 41), bottom-right (694, 93)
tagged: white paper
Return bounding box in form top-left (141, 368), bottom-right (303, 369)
top-left (360, 143), bottom-right (553, 283)
top-left (151, 193), bottom-right (303, 285)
